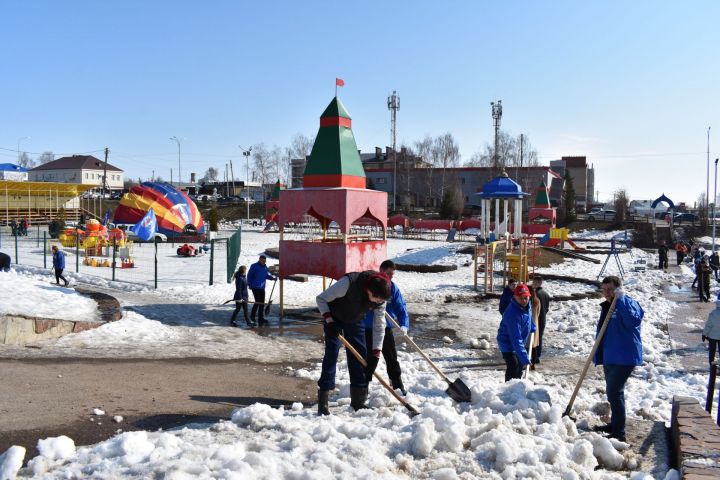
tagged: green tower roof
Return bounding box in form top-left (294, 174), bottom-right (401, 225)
top-left (533, 181), bottom-right (551, 208)
top-left (271, 180), bottom-right (285, 200)
top-left (303, 96), bottom-right (366, 189)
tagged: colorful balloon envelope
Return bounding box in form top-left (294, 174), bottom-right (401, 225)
top-left (113, 182), bottom-right (205, 237)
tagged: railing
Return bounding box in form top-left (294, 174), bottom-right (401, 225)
top-left (705, 361), bottom-right (720, 426)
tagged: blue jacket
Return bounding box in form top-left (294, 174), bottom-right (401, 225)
top-left (362, 281), bottom-right (409, 329)
top-left (233, 273), bottom-right (249, 301)
top-left (497, 298), bottom-right (536, 365)
top-left (499, 287), bottom-right (513, 314)
top-left (247, 262), bottom-right (274, 289)
top-left (593, 295), bottom-right (644, 366)
top-left (52, 250), bottom-right (65, 270)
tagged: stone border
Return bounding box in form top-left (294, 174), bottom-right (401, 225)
top-left (671, 395), bottom-right (720, 478)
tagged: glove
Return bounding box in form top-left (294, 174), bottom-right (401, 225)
top-left (323, 313), bottom-right (340, 338)
top-left (614, 288), bottom-right (625, 299)
top-left (365, 352), bottom-right (381, 381)
top-left (400, 326), bottom-right (409, 336)
top-left (703, 335), bottom-right (708, 342)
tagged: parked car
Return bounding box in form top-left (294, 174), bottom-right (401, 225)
top-left (587, 209), bottom-right (616, 221)
top-left (239, 197), bottom-right (256, 204)
top-left (673, 213), bottom-right (699, 223)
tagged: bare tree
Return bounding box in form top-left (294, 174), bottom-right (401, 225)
top-left (17, 152), bottom-right (35, 168)
top-left (36, 152), bottom-right (55, 165)
top-left (289, 133), bottom-right (313, 160)
top-left (465, 131), bottom-right (539, 169)
top-left (252, 144), bottom-right (283, 200)
top-left (433, 133), bottom-right (460, 196)
top-left (414, 136), bottom-right (435, 206)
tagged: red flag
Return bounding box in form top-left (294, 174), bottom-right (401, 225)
top-left (335, 77), bottom-right (345, 87)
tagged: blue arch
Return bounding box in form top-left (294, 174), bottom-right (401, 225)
top-left (651, 194), bottom-right (675, 210)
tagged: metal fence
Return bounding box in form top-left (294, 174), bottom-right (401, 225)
top-left (0, 226), bottom-right (241, 289)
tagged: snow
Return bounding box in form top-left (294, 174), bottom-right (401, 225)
top-left (93, 408), bottom-right (105, 416)
top-left (0, 230), bottom-right (710, 478)
top-left (0, 446), bottom-right (24, 480)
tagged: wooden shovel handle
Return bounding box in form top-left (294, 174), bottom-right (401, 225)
top-left (337, 334), bottom-right (415, 412)
top-left (525, 331), bottom-right (535, 378)
top-left (384, 312), bottom-right (452, 384)
top-left (564, 295), bottom-right (619, 416)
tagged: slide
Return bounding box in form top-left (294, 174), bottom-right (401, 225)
top-left (539, 233), bottom-right (550, 246)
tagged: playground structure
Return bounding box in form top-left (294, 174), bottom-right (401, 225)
top-left (277, 95), bottom-right (387, 316)
top-left (58, 218), bottom-right (134, 268)
top-left (476, 170), bottom-right (527, 241)
top-left (539, 228), bottom-right (583, 250)
top-left (526, 180), bottom-right (557, 235)
top-left (263, 180), bottom-right (284, 230)
top-left (474, 236), bottom-right (538, 293)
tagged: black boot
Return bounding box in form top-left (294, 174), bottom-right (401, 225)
top-left (350, 386), bottom-right (369, 411)
top-left (317, 390), bottom-right (330, 416)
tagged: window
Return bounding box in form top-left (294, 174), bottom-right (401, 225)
top-left (85, 173), bottom-right (88, 179)
top-left (376, 178), bottom-right (386, 184)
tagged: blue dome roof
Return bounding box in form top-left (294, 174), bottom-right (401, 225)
top-left (476, 171), bottom-right (527, 199)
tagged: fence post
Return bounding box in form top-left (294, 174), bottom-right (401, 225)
top-left (75, 232), bottom-right (80, 273)
top-left (209, 239), bottom-right (215, 286)
top-left (112, 238), bottom-right (117, 282)
top-left (14, 232), bottom-right (18, 264)
top-left (707, 361), bottom-right (717, 413)
top-left (43, 232), bottom-right (47, 269)
top-left (36, 224), bottom-right (40, 248)
top-left (154, 236), bottom-right (158, 289)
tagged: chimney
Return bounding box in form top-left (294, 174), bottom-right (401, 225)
top-left (375, 147), bottom-right (381, 159)
top-left (386, 146), bottom-right (392, 159)
top-left (190, 172), bottom-right (196, 183)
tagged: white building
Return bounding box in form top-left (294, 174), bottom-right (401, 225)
top-left (28, 155), bottom-right (124, 191)
top-left (0, 163), bottom-right (29, 181)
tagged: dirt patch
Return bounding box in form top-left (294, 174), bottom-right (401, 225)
top-left (395, 263), bottom-right (458, 273)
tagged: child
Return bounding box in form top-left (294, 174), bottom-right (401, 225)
top-left (231, 266), bottom-right (253, 327)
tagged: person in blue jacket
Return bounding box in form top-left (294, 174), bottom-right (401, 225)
top-left (231, 265), bottom-right (253, 327)
top-left (497, 283), bottom-right (535, 381)
top-left (363, 260), bottom-right (410, 395)
top-left (51, 245), bottom-right (69, 286)
top-left (247, 255), bottom-right (276, 326)
top-left (499, 278), bottom-right (518, 315)
top-left (593, 275), bottom-right (644, 442)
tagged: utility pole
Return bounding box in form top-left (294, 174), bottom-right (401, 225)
top-left (387, 90), bottom-right (400, 212)
top-left (229, 159), bottom-right (236, 197)
top-left (491, 100), bottom-right (503, 176)
top-left (226, 164), bottom-right (230, 196)
top-left (103, 147), bottom-right (109, 196)
top-left (708, 127), bottom-right (712, 214)
top-left (714, 158), bottom-right (718, 253)
top-left (151, 170), bottom-right (155, 182)
top-left (520, 134), bottom-right (525, 207)
top-left (240, 147), bottom-right (252, 221)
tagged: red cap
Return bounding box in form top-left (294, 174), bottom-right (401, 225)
top-left (514, 283), bottom-right (531, 297)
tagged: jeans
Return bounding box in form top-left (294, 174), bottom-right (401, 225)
top-left (709, 339), bottom-right (720, 364)
top-left (54, 268), bottom-right (68, 286)
top-left (659, 257), bottom-right (668, 270)
top-left (603, 364), bottom-right (635, 438)
top-left (318, 321), bottom-right (367, 391)
top-left (231, 301), bottom-right (250, 324)
top-left (502, 352), bottom-right (524, 382)
top-left (365, 327), bottom-right (402, 388)
top-left (250, 288), bottom-right (265, 322)
top-left (532, 316), bottom-right (546, 364)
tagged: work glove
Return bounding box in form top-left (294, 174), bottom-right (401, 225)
top-left (323, 313), bottom-right (341, 338)
top-left (400, 326), bottom-right (409, 336)
top-left (614, 288), bottom-right (625, 299)
top-left (365, 350), bottom-right (381, 381)
top-left (703, 335), bottom-right (708, 342)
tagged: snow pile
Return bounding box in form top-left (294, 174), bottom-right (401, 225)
top-left (0, 446), bottom-right (24, 480)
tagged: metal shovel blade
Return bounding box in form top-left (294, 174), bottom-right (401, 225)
top-left (445, 378), bottom-right (472, 403)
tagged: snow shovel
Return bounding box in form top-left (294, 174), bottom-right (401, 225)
top-left (563, 294), bottom-right (619, 418)
top-left (525, 331), bottom-right (535, 379)
top-left (264, 278), bottom-right (278, 315)
top-left (384, 312), bottom-right (472, 403)
top-left (337, 333), bottom-right (420, 417)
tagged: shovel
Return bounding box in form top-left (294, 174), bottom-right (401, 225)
top-left (563, 294), bottom-right (619, 418)
top-left (384, 312), bottom-right (472, 403)
top-left (337, 334), bottom-right (420, 417)
top-left (264, 278), bottom-right (278, 315)
top-left (525, 331), bottom-right (535, 378)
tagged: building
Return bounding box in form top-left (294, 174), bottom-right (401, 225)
top-left (28, 155), bottom-right (124, 192)
top-left (549, 156), bottom-right (595, 211)
top-left (0, 163), bottom-right (28, 181)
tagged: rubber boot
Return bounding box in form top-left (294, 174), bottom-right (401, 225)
top-left (392, 378), bottom-right (407, 396)
top-left (350, 386), bottom-right (369, 411)
top-left (317, 390), bottom-right (330, 416)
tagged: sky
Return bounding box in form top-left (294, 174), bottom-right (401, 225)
top-left (0, 0), bottom-right (718, 204)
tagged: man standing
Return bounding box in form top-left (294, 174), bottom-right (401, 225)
top-left (593, 275), bottom-right (644, 442)
top-left (675, 241), bottom-right (688, 265)
top-left (316, 271), bottom-right (391, 415)
top-left (51, 245), bottom-right (69, 286)
top-left (499, 278), bottom-right (518, 315)
top-left (363, 260), bottom-right (409, 395)
top-left (699, 257), bottom-right (712, 302)
top-left (703, 295), bottom-right (720, 364)
top-left (247, 255), bottom-right (276, 326)
top-left (531, 275), bottom-right (551, 367)
top-left (497, 283), bottom-right (536, 381)
top-left (658, 242), bottom-right (669, 271)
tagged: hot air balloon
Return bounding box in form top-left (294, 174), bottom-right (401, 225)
top-left (114, 182), bottom-right (205, 238)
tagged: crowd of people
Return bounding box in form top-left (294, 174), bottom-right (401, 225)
top-left (9, 218), bottom-right (28, 237)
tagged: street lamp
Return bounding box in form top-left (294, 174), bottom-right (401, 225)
top-left (239, 146), bottom-right (252, 221)
top-left (714, 158), bottom-right (719, 253)
top-left (169, 136), bottom-right (183, 186)
top-left (17, 136), bottom-right (30, 164)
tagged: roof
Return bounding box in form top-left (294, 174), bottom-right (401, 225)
top-left (0, 163), bottom-right (28, 173)
top-left (561, 156), bottom-right (588, 168)
top-left (476, 171), bottom-right (528, 199)
top-left (0, 180), bottom-right (94, 197)
top-left (30, 155), bottom-right (122, 172)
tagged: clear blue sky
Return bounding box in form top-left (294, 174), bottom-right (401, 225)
top-left (1, 1), bottom-right (718, 204)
